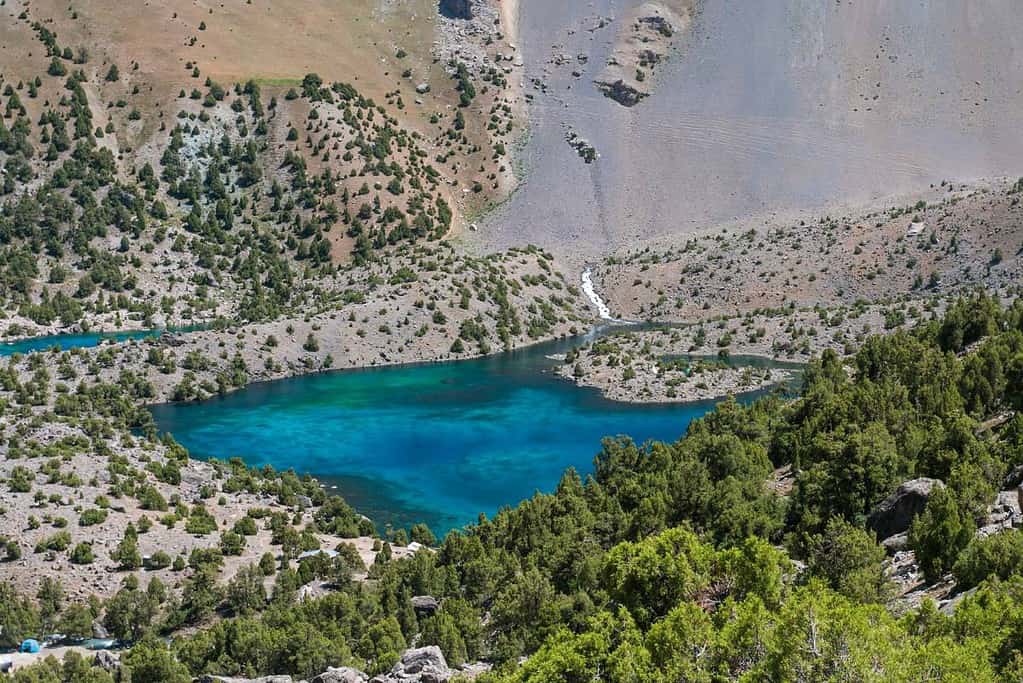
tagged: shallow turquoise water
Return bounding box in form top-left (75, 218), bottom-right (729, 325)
top-left (0, 327), bottom-right (208, 356)
top-left (150, 334), bottom-right (777, 535)
top-left (0, 329), bottom-right (163, 355)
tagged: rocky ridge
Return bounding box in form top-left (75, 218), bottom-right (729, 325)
top-left (199, 646), bottom-right (479, 683)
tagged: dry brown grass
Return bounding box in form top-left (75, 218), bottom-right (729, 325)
top-left (1, 0), bottom-right (524, 233)
top-left (13, 0), bottom-right (437, 101)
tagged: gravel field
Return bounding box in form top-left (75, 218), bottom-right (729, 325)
top-left (479, 0), bottom-right (1023, 259)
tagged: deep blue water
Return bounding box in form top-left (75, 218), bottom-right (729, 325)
top-left (149, 333), bottom-right (781, 535)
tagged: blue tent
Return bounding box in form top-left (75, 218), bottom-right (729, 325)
top-left (19, 639), bottom-right (40, 653)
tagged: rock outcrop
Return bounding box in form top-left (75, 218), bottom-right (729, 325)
top-left (594, 79), bottom-right (647, 107)
top-left (372, 646), bottom-right (451, 682)
top-left (411, 595), bottom-right (440, 616)
top-left (591, 1), bottom-right (694, 107)
top-left (881, 532), bottom-right (909, 553)
top-left (92, 619), bottom-right (110, 639)
top-left (92, 651), bottom-right (119, 672)
top-left (978, 487), bottom-right (1023, 536)
top-left (196, 647), bottom-right (468, 683)
top-left (312, 667), bottom-right (369, 683)
top-left (199, 676), bottom-right (294, 683)
top-left (867, 478), bottom-right (944, 540)
top-left (638, 14), bottom-right (675, 38)
top-left (1005, 463), bottom-right (1023, 489)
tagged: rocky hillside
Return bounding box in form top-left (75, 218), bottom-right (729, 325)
top-left (595, 180), bottom-right (1023, 324)
top-left (3, 294), bottom-right (1023, 682)
top-left (0, 0), bottom-right (528, 342)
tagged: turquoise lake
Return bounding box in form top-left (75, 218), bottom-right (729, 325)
top-left (3, 327), bottom-right (789, 534)
top-left (149, 332), bottom-right (785, 535)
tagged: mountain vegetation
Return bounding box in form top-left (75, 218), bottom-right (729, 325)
top-left (3, 292), bottom-right (1023, 680)
top-left (1, 1), bottom-right (1022, 681)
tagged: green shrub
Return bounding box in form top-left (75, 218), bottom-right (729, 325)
top-left (35, 531), bottom-right (71, 553)
top-left (79, 508), bottom-right (108, 526)
top-left (147, 550), bottom-right (172, 570)
top-left (69, 542), bottom-right (94, 564)
top-left (186, 506), bottom-right (218, 536)
top-left (953, 529), bottom-right (1023, 590)
top-left (909, 487), bottom-right (974, 583)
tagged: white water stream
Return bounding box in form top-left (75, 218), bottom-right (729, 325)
top-left (581, 268), bottom-right (613, 320)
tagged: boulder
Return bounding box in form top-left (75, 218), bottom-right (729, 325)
top-left (372, 646), bottom-right (450, 682)
top-left (92, 619), bottom-right (110, 639)
top-left (1004, 463), bottom-right (1023, 489)
top-left (312, 667), bottom-right (369, 683)
top-left (92, 651), bottom-right (119, 672)
top-left (161, 333), bottom-right (187, 347)
top-left (400, 646), bottom-right (447, 673)
top-left (638, 14), bottom-right (674, 37)
top-left (939, 586), bottom-right (978, 616)
top-left (411, 595), bottom-right (440, 616)
top-left (981, 490), bottom-right (1021, 534)
top-left (881, 532), bottom-right (909, 554)
top-left (296, 494), bottom-right (313, 508)
top-left (415, 83), bottom-right (431, 95)
top-left (993, 489), bottom-right (1021, 512)
top-left (198, 677), bottom-right (293, 683)
top-left (867, 478), bottom-right (944, 540)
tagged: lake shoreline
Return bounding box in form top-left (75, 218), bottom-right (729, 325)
top-left (3, 316), bottom-right (811, 408)
top-left (553, 355), bottom-right (794, 404)
top-left (0, 318), bottom-right (213, 348)
top-left (140, 318), bottom-right (811, 411)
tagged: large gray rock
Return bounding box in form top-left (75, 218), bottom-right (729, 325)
top-left (980, 489), bottom-right (1022, 535)
top-left (92, 619), bottom-right (110, 639)
top-left (399, 646), bottom-right (448, 675)
top-left (881, 532), bottom-right (909, 554)
top-left (411, 595), bottom-right (440, 616)
top-left (198, 677), bottom-right (293, 683)
top-left (312, 667), bottom-right (368, 683)
top-left (1004, 463), bottom-right (1023, 489)
top-left (92, 650), bottom-right (118, 672)
top-left (370, 646), bottom-right (451, 682)
top-left (638, 15), bottom-right (674, 37)
top-left (867, 478), bottom-right (945, 540)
